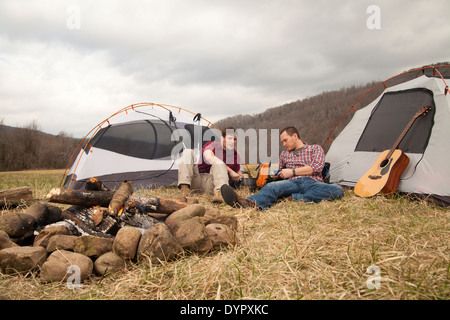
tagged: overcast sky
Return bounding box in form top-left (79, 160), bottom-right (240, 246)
top-left (1, 0), bottom-right (449, 137)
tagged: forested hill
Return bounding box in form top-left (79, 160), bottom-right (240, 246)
top-left (0, 121), bottom-right (79, 171)
top-left (214, 64), bottom-right (450, 159)
top-left (215, 81), bottom-right (379, 153)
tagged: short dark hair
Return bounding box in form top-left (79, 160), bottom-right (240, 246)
top-left (221, 126), bottom-right (236, 138)
top-left (280, 126), bottom-right (300, 138)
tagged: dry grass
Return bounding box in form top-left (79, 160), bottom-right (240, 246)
top-left (0, 169), bottom-right (65, 201)
top-left (0, 171), bottom-right (448, 300)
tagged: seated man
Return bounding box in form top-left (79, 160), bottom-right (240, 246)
top-left (178, 127), bottom-right (242, 203)
top-left (221, 126), bottom-right (344, 210)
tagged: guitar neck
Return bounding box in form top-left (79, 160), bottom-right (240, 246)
top-left (385, 108), bottom-right (428, 160)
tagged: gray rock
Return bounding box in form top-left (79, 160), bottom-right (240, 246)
top-left (73, 235), bottom-right (114, 258)
top-left (94, 252), bottom-right (127, 276)
top-left (137, 223), bottom-right (183, 264)
top-left (205, 215), bottom-right (238, 231)
top-left (113, 227), bottom-right (141, 260)
top-left (40, 250), bottom-right (93, 283)
top-left (23, 203), bottom-right (48, 225)
top-left (0, 246), bottom-right (47, 274)
top-left (205, 223), bottom-right (237, 249)
top-left (25, 203), bottom-right (62, 226)
top-left (46, 235), bottom-right (79, 253)
top-left (0, 212), bottom-right (35, 238)
top-left (165, 204), bottom-right (206, 234)
top-left (172, 216), bottom-right (213, 253)
top-left (33, 224), bottom-right (70, 248)
top-left (0, 230), bottom-right (19, 250)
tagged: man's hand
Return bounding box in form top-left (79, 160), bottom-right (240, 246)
top-left (277, 166), bottom-right (314, 179)
top-left (229, 170), bottom-right (242, 182)
top-left (203, 149), bottom-right (219, 165)
top-left (277, 168), bottom-right (295, 179)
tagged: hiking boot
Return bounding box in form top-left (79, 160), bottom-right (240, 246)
top-left (179, 184), bottom-right (191, 197)
top-left (212, 189), bottom-right (224, 204)
top-left (220, 184), bottom-right (258, 209)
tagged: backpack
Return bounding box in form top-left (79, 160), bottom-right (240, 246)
top-left (255, 162), bottom-right (280, 188)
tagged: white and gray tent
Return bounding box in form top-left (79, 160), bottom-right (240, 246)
top-left (325, 66), bottom-right (450, 206)
top-left (63, 103), bottom-right (219, 190)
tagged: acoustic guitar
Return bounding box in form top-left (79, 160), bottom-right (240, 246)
top-left (354, 105), bottom-right (431, 198)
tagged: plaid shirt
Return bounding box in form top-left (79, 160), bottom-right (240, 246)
top-left (278, 143), bottom-right (325, 182)
top-left (198, 141), bottom-right (240, 174)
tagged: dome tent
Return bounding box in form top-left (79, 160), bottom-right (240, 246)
top-left (62, 103), bottom-right (219, 190)
top-left (324, 65), bottom-right (450, 206)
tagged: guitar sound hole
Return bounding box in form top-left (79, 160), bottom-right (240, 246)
top-left (380, 159), bottom-right (389, 168)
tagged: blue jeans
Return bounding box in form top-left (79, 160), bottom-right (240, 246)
top-left (247, 177), bottom-right (344, 210)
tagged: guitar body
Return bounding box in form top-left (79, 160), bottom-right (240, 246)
top-left (354, 149), bottom-right (410, 198)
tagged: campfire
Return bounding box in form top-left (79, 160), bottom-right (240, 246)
top-left (46, 179), bottom-right (185, 237)
top-left (0, 178), bottom-right (238, 283)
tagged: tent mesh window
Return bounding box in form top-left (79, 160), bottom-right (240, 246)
top-left (88, 120), bottom-right (176, 160)
top-left (184, 124), bottom-right (220, 149)
top-left (355, 89), bottom-right (435, 153)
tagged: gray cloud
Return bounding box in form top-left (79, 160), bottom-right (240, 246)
top-left (0, 0), bottom-right (449, 137)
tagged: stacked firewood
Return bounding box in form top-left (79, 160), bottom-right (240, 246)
top-left (0, 178), bottom-right (238, 283)
top-left (45, 179), bottom-right (193, 237)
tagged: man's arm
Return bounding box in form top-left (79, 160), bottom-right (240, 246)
top-left (204, 149), bottom-right (241, 181)
top-left (278, 166), bottom-right (313, 179)
top-left (226, 165), bottom-right (241, 181)
top-left (203, 149), bottom-right (219, 165)
top-left (308, 145), bottom-right (325, 173)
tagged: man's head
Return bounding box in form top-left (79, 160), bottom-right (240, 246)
top-left (280, 126), bottom-right (304, 151)
top-left (221, 127), bottom-right (237, 150)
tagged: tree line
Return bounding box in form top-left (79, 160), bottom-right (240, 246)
top-left (214, 81), bottom-right (380, 161)
top-left (0, 119), bottom-right (80, 171)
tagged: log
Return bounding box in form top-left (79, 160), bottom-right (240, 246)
top-left (157, 198), bottom-right (189, 214)
top-left (46, 188), bottom-right (114, 207)
top-left (61, 206), bottom-right (117, 237)
top-left (85, 177), bottom-right (110, 191)
top-left (127, 196), bottom-right (159, 212)
top-left (91, 206), bottom-right (107, 226)
top-left (96, 215), bottom-right (120, 236)
top-left (118, 209), bottom-right (159, 229)
top-left (123, 200), bottom-right (164, 221)
top-left (127, 196), bottom-right (189, 214)
top-left (108, 181), bottom-right (134, 216)
top-left (62, 206), bottom-right (96, 230)
top-left (46, 187), bottom-right (188, 214)
top-left (0, 187), bottom-right (33, 207)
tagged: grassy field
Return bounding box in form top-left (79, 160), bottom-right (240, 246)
top-left (0, 170), bottom-right (448, 300)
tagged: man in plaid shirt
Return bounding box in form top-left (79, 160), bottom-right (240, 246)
top-left (278, 142), bottom-right (325, 182)
top-left (221, 126), bottom-right (344, 210)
